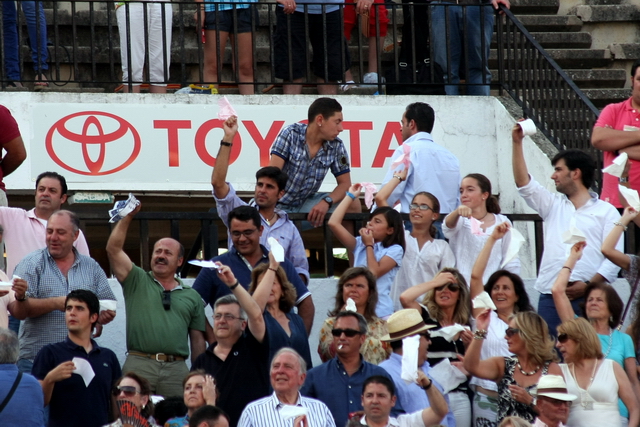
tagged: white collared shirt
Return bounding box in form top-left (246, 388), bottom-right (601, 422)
top-left (533, 417), bottom-right (566, 427)
top-left (359, 411), bottom-right (425, 427)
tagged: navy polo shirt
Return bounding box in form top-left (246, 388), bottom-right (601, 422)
top-left (32, 337), bottom-right (122, 427)
top-left (192, 245), bottom-right (311, 308)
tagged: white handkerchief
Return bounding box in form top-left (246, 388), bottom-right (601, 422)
top-left (72, 357), bottom-right (95, 387)
top-left (428, 358), bottom-right (468, 393)
top-left (470, 217), bottom-right (485, 236)
top-left (602, 152), bottom-right (628, 178)
top-left (218, 96), bottom-right (238, 121)
top-left (188, 260), bottom-right (223, 270)
top-left (501, 228), bottom-right (525, 268)
top-left (473, 292), bottom-right (497, 311)
top-left (562, 226), bottom-right (587, 245)
top-left (345, 298), bottom-right (357, 312)
top-left (267, 237), bottom-right (285, 262)
top-left (279, 405), bottom-right (308, 421)
top-left (0, 282), bottom-right (12, 291)
top-left (400, 335), bottom-right (420, 384)
top-left (99, 300), bottom-right (117, 312)
top-left (431, 324), bottom-right (469, 342)
top-left (619, 185), bottom-right (640, 211)
top-left (150, 395), bottom-right (165, 404)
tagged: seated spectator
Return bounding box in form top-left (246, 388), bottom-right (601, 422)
top-left (32, 290), bottom-right (121, 427)
top-left (530, 375), bottom-right (576, 427)
top-left (166, 370), bottom-right (217, 427)
top-left (443, 173), bottom-right (520, 285)
top-left (346, 375), bottom-right (448, 427)
top-left (317, 267), bottom-right (390, 364)
top-left (463, 310), bottom-right (561, 424)
top-left (248, 253), bottom-right (312, 368)
top-left (301, 311), bottom-right (395, 426)
top-left (189, 405), bottom-right (230, 427)
top-left (239, 348), bottom-right (335, 427)
top-left (0, 327), bottom-right (44, 426)
top-left (106, 372), bottom-right (159, 427)
top-left (154, 397), bottom-right (188, 427)
top-left (556, 317), bottom-right (639, 427)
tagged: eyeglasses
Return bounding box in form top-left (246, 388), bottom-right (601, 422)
top-left (162, 291), bottom-right (171, 311)
top-left (557, 333), bottom-right (569, 343)
top-left (331, 328), bottom-right (362, 338)
top-left (505, 327), bottom-right (521, 338)
top-left (214, 313), bottom-right (242, 322)
top-left (231, 228), bottom-right (258, 238)
top-left (410, 203), bottom-right (433, 211)
top-left (113, 385), bottom-right (140, 397)
top-left (435, 283), bottom-right (460, 292)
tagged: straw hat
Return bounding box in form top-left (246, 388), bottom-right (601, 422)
top-left (381, 309), bottom-right (435, 342)
top-left (531, 375), bottom-right (577, 401)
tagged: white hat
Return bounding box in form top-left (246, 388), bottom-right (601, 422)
top-left (531, 375), bottom-right (577, 401)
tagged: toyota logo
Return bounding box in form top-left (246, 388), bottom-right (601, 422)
top-left (46, 111), bottom-right (141, 176)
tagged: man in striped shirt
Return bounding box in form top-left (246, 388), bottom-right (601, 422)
top-left (238, 347), bottom-right (335, 427)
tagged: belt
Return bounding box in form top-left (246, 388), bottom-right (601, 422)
top-left (128, 351), bottom-right (186, 362)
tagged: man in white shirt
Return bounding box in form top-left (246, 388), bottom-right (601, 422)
top-left (512, 123), bottom-right (622, 336)
top-left (531, 375), bottom-right (576, 427)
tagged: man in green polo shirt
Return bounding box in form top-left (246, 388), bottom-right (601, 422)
top-left (106, 203), bottom-right (206, 397)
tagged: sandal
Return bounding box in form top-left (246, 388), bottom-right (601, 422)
top-left (34, 73), bottom-right (48, 87)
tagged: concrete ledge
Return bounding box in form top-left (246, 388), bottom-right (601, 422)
top-left (576, 4), bottom-right (640, 22)
top-left (610, 43), bottom-right (640, 60)
top-left (516, 15), bottom-right (584, 32)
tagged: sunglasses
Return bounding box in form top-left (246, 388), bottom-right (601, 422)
top-left (331, 328), bottom-right (362, 338)
top-left (435, 283), bottom-right (460, 292)
top-left (162, 290), bottom-right (171, 311)
top-left (505, 327), bottom-right (521, 338)
top-left (557, 333), bottom-right (569, 343)
top-left (113, 385), bottom-right (140, 397)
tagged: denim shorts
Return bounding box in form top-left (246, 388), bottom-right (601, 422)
top-left (204, 6), bottom-right (258, 33)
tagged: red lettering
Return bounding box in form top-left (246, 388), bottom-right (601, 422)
top-left (153, 120), bottom-right (192, 167)
top-left (194, 120), bottom-right (241, 166)
top-left (342, 121), bottom-right (373, 168)
top-left (372, 122), bottom-right (403, 167)
top-left (242, 120), bottom-right (285, 166)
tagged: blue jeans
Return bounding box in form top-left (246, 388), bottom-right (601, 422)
top-left (2, 0), bottom-right (49, 79)
top-left (431, 2), bottom-right (493, 95)
top-left (538, 293), bottom-right (584, 338)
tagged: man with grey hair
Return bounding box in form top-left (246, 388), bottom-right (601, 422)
top-left (192, 266), bottom-right (271, 427)
top-left (239, 347), bottom-right (335, 427)
top-left (301, 311), bottom-right (396, 427)
top-left (0, 328), bottom-right (45, 425)
top-left (8, 210), bottom-right (116, 374)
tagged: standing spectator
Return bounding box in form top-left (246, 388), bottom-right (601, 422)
top-left (0, 327), bottom-right (44, 427)
top-left (106, 202), bottom-right (207, 396)
top-left (1, 1), bottom-right (49, 86)
top-left (431, 0), bottom-right (508, 95)
top-left (194, 0), bottom-right (256, 94)
top-left (0, 106), bottom-right (27, 206)
top-left (8, 210), bottom-right (116, 374)
top-left (115, 0), bottom-right (172, 92)
top-left (32, 290), bottom-right (122, 427)
top-left (512, 122), bottom-right (622, 336)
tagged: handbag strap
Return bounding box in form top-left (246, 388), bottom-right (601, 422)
top-left (0, 371), bottom-right (23, 413)
top-left (620, 271), bottom-right (640, 328)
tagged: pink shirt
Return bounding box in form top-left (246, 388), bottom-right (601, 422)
top-left (0, 207), bottom-right (90, 276)
top-left (0, 269), bottom-right (13, 328)
top-left (594, 97), bottom-right (640, 207)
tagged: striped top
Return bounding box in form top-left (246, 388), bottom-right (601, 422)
top-left (239, 392), bottom-right (336, 427)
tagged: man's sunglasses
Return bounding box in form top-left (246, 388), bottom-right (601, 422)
top-left (435, 283), bottom-right (460, 292)
top-left (162, 290), bottom-right (171, 310)
top-left (113, 385), bottom-right (140, 397)
top-left (331, 328), bottom-right (362, 338)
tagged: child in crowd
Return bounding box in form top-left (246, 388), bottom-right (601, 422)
top-left (329, 183), bottom-right (405, 319)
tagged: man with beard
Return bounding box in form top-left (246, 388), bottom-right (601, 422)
top-left (106, 202), bottom-right (206, 396)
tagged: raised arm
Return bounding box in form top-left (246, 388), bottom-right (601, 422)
top-left (251, 252), bottom-right (280, 311)
top-left (417, 370), bottom-right (448, 426)
top-left (106, 204), bottom-right (140, 282)
top-left (444, 206), bottom-right (468, 230)
top-left (210, 116), bottom-right (238, 199)
top-left (512, 122), bottom-right (531, 188)
top-left (551, 241), bottom-right (585, 323)
top-left (359, 226), bottom-right (399, 278)
top-left (463, 309), bottom-right (505, 382)
top-left (399, 272), bottom-right (456, 310)
top-left (470, 223), bottom-right (510, 303)
top-left (602, 207), bottom-right (636, 270)
top-left (327, 183), bottom-right (361, 252)
top-left (1, 134), bottom-right (27, 177)
top-left (216, 264), bottom-right (266, 342)
top-left (374, 168), bottom-right (407, 208)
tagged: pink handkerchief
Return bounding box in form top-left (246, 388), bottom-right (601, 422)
top-left (218, 96), bottom-right (237, 120)
top-left (390, 143), bottom-right (411, 170)
top-left (360, 182), bottom-right (378, 209)
top-left (470, 217), bottom-right (485, 236)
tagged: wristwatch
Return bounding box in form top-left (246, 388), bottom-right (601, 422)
top-left (16, 293), bottom-right (28, 302)
top-left (620, 177), bottom-right (629, 183)
top-left (323, 196), bottom-right (333, 208)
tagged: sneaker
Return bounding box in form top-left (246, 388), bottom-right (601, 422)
top-left (175, 84), bottom-right (218, 94)
top-left (340, 81), bottom-right (357, 92)
top-left (362, 72), bottom-right (385, 86)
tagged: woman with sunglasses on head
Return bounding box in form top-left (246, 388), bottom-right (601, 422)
top-left (106, 372), bottom-right (159, 426)
top-left (555, 317), bottom-right (639, 427)
top-left (247, 251), bottom-right (312, 368)
top-left (464, 310), bottom-right (562, 424)
top-left (375, 167), bottom-right (456, 312)
top-left (165, 370), bottom-right (217, 427)
top-left (443, 173), bottom-right (520, 285)
top-left (318, 267), bottom-right (391, 364)
top-left (468, 222), bottom-right (534, 427)
top-left (553, 238), bottom-right (640, 424)
top-left (400, 267), bottom-right (474, 427)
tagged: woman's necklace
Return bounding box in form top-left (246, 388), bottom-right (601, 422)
top-left (602, 327), bottom-right (614, 358)
top-left (570, 359), bottom-right (599, 410)
top-left (516, 359), bottom-right (540, 376)
top-left (474, 211), bottom-right (490, 221)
